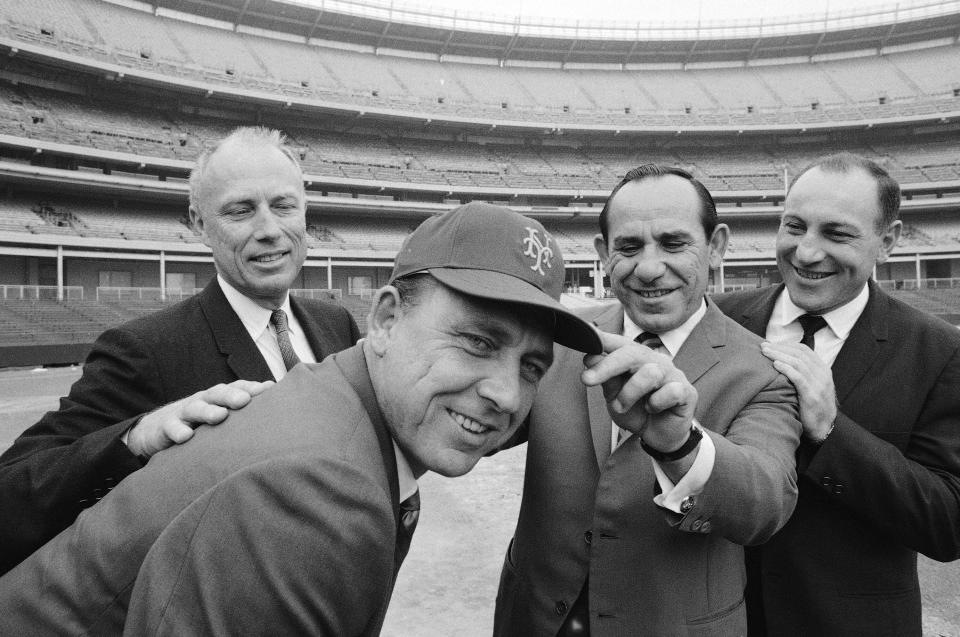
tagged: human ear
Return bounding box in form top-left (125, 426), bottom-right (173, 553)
top-left (875, 220), bottom-right (902, 264)
top-left (594, 234), bottom-right (612, 274)
top-left (189, 208), bottom-right (210, 248)
top-left (707, 223), bottom-right (730, 268)
top-left (367, 286), bottom-right (402, 356)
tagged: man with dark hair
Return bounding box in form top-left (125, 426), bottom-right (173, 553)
top-left (714, 152), bottom-right (960, 636)
top-left (494, 165), bottom-right (802, 635)
top-left (0, 202), bottom-right (602, 636)
top-left (0, 127), bottom-right (359, 573)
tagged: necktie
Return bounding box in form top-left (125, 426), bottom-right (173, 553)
top-left (395, 490), bottom-right (420, 568)
top-left (270, 309), bottom-right (301, 372)
top-left (636, 331), bottom-right (663, 351)
top-left (798, 314), bottom-right (827, 350)
top-left (615, 332), bottom-right (665, 449)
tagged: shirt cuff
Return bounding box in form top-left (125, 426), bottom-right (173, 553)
top-left (651, 423), bottom-right (716, 514)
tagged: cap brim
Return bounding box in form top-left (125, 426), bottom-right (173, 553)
top-left (428, 268), bottom-right (602, 354)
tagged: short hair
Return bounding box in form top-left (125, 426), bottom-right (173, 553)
top-left (598, 164), bottom-right (718, 241)
top-left (789, 152), bottom-right (901, 231)
top-left (188, 127), bottom-right (304, 213)
top-left (392, 272), bottom-right (438, 309)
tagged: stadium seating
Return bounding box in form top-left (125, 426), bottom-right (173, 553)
top-left (3, 0), bottom-right (960, 131)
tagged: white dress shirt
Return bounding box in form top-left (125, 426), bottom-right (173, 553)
top-left (765, 284), bottom-right (869, 367)
top-left (218, 275), bottom-right (317, 381)
top-left (616, 299), bottom-right (717, 514)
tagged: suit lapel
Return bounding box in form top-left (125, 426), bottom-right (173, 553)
top-left (588, 304), bottom-right (623, 467)
top-left (290, 296), bottom-right (333, 362)
top-left (199, 279), bottom-right (274, 382)
top-left (672, 301), bottom-right (725, 386)
top-left (832, 283), bottom-right (888, 404)
top-left (728, 284), bottom-right (782, 338)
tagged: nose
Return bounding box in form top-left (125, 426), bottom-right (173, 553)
top-left (794, 233), bottom-right (824, 265)
top-left (630, 248), bottom-right (666, 283)
top-left (477, 363), bottom-right (522, 415)
top-left (252, 205), bottom-right (283, 241)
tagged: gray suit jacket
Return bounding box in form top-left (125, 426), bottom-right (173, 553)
top-left (0, 345), bottom-right (404, 637)
top-left (494, 299), bottom-right (801, 637)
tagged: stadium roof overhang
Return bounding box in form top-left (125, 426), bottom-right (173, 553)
top-left (150, 0), bottom-right (960, 65)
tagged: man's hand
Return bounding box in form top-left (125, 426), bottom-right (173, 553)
top-left (581, 331), bottom-right (698, 452)
top-left (125, 380), bottom-right (274, 459)
top-left (760, 341), bottom-right (837, 442)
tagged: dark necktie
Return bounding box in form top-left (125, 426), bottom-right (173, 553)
top-left (798, 314), bottom-right (827, 351)
top-left (614, 332), bottom-right (665, 448)
top-left (270, 309), bottom-right (301, 372)
top-left (636, 331), bottom-right (663, 351)
top-left (395, 490), bottom-right (420, 569)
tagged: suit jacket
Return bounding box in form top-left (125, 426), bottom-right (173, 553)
top-left (0, 345), bottom-right (406, 636)
top-left (494, 299), bottom-right (801, 637)
top-left (0, 278), bottom-right (359, 574)
top-left (714, 282), bottom-right (960, 637)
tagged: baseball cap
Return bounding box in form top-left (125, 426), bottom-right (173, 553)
top-left (391, 202), bottom-right (602, 354)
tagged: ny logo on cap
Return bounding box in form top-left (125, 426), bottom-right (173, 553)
top-left (522, 227), bottom-right (554, 276)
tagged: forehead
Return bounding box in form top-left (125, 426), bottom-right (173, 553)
top-left (786, 167), bottom-right (882, 228)
top-left (200, 142), bottom-right (302, 204)
top-left (607, 176), bottom-right (704, 237)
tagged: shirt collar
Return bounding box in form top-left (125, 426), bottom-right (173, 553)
top-left (622, 298), bottom-right (707, 357)
top-left (393, 442), bottom-right (418, 503)
top-left (217, 274), bottom-right (295, 341)
top-left (776, 283), bottom-right (869, 340)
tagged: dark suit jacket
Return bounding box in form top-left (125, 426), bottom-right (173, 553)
top-left (714, 282), bottom-right (960, 637)
top-left (494, 300), bottom-right (801, 637)
top-left (0, 279), bottom-right (359, 573)
top-left (0, 345), bottom-right (405, 636)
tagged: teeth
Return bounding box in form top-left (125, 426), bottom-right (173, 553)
top-left (636, 289), bottom-right (672, 298)
top-left (449, 409), bottom-right (490, 434)
top-left (795, 267), bottom-right (831, 280)
top-left (256, 253), bottom-right (284, 263)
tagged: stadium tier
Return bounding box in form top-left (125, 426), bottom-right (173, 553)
top-left (1, 0), bottom-right (960, 364)
top-left (2, 0), bottom-right (960, 130)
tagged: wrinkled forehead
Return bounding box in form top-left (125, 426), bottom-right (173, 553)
top-left (785, 167), bottom-right (883, 226)
top-left (197, 143), bottom-right (304, 207)
top-left (607, 177), bottom-right (705, 236)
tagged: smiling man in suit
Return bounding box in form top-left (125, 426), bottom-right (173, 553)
top-left (0, 202), bottom-right (603, 636)
top-left (714, 153), bottom-right (960, 637)
top-left (0, 127), bottom-right (359, 573)
top-left (494, 164), bottom-right (802, 636)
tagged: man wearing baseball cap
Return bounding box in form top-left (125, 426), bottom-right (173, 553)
top-left (0, 202), bottom-right (599, 636)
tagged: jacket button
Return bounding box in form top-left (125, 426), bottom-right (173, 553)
top-left (680, 495), bottom-right (696, 513)
top-left (700, 521), bottom-right (712, 533)
top-left (820, 476), bottom-right (833, 487)
top-left (691, 519), bottom-right (702, 530)
top-left (555, 600), bottom-right (568, 615)
top-left (583, 531), bottom-right (592, 545)
top-left (833, 484), bottom-right (845, 495)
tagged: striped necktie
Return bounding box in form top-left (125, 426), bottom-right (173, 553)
top-left (270, 309), bottom-right (301, 372)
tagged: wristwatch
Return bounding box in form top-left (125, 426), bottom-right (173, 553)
top-left (640, 425), bottom-right (703, 462)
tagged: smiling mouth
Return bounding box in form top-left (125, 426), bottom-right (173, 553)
top-left (793, 265), bottom-right (832, 280)
top-left (633, 288), bottom-right (674, 299)
top-left (447, 408), bottom-right (494, 435)
top-left (253, 252), bottom-right (287, 264)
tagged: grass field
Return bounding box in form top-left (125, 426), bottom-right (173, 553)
top-left (1, 366), bottom-right (958, 636)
